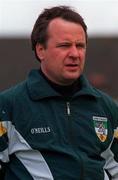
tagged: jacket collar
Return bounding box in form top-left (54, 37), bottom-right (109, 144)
top-left (26, 69), bottom-right (101, 100)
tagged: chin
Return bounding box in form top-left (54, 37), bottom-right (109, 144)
top-left (63, 77), bottom-right (79, 85)
top-left (65, 73), bottom-right (81, 80)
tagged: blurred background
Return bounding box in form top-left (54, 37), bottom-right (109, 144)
top-left (0, 0), bottom-right (118, 101)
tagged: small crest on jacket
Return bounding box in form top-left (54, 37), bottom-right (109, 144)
top-left (0, 122), bottom-right (7, 137)
top-left (93, 116), bottom-right (108, 142)
top-left (114, 127), bottom-right (118, 139)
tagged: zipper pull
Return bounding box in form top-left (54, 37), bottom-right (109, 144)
top-left (66, 102), bottom-right (71, 115)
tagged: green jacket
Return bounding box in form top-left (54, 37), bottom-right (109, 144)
top-left (0, 69), bottom-right (118, 180)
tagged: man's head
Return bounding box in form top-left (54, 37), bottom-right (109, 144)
top-left (31, 6), bottom-right (87, 58)
top-left (31, 6), bottom-right (87, 85)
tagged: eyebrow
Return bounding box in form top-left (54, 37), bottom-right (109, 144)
top-left (56, 41), bottom-right (86, 47)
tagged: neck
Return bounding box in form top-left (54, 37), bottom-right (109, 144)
top-left (39, 69), bottom-right (81, 97)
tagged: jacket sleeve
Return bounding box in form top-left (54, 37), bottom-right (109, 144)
top-left (101, 99), bottom-right (118, 179)
top-left (0, 162), bottom-right (6, 179)
top-left (0, 95), bottom-right (10, 178)
top-left (0, 121), bottom-right (9, 179)
top-left (102, 135), bottom-right (118, 179)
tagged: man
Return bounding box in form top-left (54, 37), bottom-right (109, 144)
top-left (0, 6), bottom-right (118, 180)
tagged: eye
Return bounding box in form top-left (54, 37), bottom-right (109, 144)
top-left (76, 43), bottom-right (86, 49)
top-left (56, 43), bottom-right (71, 48)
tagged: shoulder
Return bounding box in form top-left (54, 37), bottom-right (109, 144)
top-left (94, 88), bottom-right (118, 124)
top-left (94, 88), bottom-right (116, 107)
top-left (0, 80), bottom-right (27, 108)
top-left (0, 80), bottom-right (28, 122)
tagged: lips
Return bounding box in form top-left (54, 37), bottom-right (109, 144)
top-left (65, 64), bottom-right (79, 67)
top-left (65, 64), bottom-right (80, 72)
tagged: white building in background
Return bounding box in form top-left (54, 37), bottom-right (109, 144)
top-left (0, 0), bottom-right (118, 37)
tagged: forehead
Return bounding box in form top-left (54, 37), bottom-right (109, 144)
top-left (47, 18), bottom-right (86, 41)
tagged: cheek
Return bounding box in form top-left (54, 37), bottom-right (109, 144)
top-left (80, 49), bottom-right (86, 57)
top-left (49, 53), bottom-right (65, 67)
top-left (46, 49), bottom-right (60, 62)
top-left (80, 51), bottom-right (86, 63)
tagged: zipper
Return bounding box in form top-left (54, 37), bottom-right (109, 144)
top-left (66, 102), bottom-right (71, 116)
top-left (66, 101), bottom-right (84, 179)
top-left (66, 101), bottom-right (73, 144)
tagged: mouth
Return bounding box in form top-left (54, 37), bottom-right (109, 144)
top-left (65, 64), bottom-right (79, 71)
top-left (65, 64), bottom-right (79, 67)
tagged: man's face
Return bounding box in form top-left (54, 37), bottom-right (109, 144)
top-left (36, 18), bottom-right (87, 85)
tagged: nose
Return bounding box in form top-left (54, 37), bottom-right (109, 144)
top-left (68, 45), bottom-right (79, 58)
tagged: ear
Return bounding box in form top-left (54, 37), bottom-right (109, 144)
top-left (35, 44), bottom-right (45, 61)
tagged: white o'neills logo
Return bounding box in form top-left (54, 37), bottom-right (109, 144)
top-left (31, 127), bottom-right (51, 134)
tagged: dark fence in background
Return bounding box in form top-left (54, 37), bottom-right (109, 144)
top-left (0, 37), bottom-right (118, 99)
